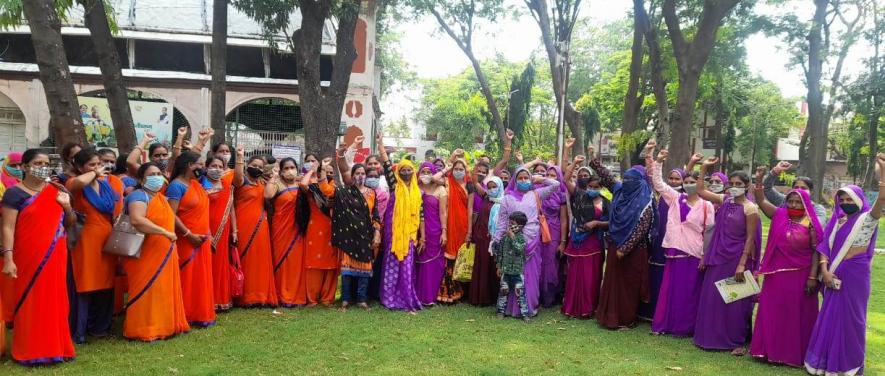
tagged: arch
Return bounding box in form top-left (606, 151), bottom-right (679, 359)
top-left (225, 97), bottom-right (304, 158)
top-left (225, 92), bottom-right (299, 117)
top-left (0, 90), bottom-right (28, 153)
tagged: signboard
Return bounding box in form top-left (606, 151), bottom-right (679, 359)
top-left (78, 96), bottom-right (174, 148)
top-left (703, 138), bottom-right (718, 149)
top-left (271, 144), bottom-right (302, 164)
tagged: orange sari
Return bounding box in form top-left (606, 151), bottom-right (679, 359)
top-left (304, 182), bottom-right (339, 305)
top-left (173, 179), bottom-right (215, 326)
top-left (68, 175), bottom-right (123, 292)
top-left (9, 184), bottom-right (75, 364)
top-left (271, 186), bottom-right (306, 306)
top-left (445, 174), bottom-right (469, 258)
top-left (234, 182), bottom-right (278, 306)
top-left (208, 171), bottom-right (235, 310)
top-left (121, 192), bottom-right (190, 341)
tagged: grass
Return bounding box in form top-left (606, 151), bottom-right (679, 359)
top-left (1, 261), bottom-right (882, 375)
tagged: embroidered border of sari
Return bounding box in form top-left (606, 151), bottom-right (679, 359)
top-left (174, 179), bottom-right (215, 327)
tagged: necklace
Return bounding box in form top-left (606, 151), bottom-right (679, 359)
top-left (21, 180), bottom-right (45, 192)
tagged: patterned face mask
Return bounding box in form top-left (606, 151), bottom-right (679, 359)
top-left (29, 166), bottom-right (52, 180)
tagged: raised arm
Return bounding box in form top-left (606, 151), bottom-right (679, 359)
top-left (562, 137), bottom-right (575, 172)
top-left (685, 153), bottom-right (703, 174)
top-left (68, 168), bottom-right (99, 193)
top-left (263, 167), bottom-right (281, 200)
top-left (564, 155), bottom-right (585, 195)
top-left (753, 167), bottom-right (778, 219)
top-left (191, 128), bottom-right (214, 157)
top-left (870, 153), bottom-right (885, 220)
top-left (697, 157), bottom-right (724, 204)
top-left (587, 146), bottom-right (616, 191)
top-left (336, 143), bottom-right (353, 186)
top-left (170, 126), bottom-right (189, 165)
top-left (492, 129), bottom-right (514, 176)
top-left (763, 161), bottom-right (790, 207)
top-left (535, 175), bottom-right (562, 200)
top-left (127, 132), bottom-right (156, 176)
top-left (233, 147), bottom-right (246, 188)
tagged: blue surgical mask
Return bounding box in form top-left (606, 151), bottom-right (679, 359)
top-left (586, 189), bottom-right (600, 198)
top-left (143, 175), bottom-right (165, 192)
top-left (488, 186), bottom-right (503, 198)
top-left (453, 170), bottom-right (466, 181)
top-left (5, 165), bottom-right (23, 179)
top-left (517, 181), bottom-right (532, 191)
top-left (364, 177), bottom-right (380, 188)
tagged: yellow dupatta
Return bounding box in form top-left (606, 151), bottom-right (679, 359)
top-left (391, 159), bottom-right (422, 261)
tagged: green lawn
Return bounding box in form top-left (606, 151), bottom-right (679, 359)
top-left (1, 260), bottom-right (882, 375)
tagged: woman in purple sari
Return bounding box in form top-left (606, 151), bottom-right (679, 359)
top-left (805, 156), bottom-right (884, 375)
top-left (491, 164), bottom-right (561, 318)
top-left (645, 144), bottom-right (714, 337)
top-left (376, 135), bottom-right (423, 312)
top-left (536, 164), bottom-right (567, 308)
top-left (750, 184), bottom-right (822, 367)
top-left (694, 157), bottom-right (761, 354)
top-left (414, 162), bottom-right (447, 306)
top-left (561, 156), bottom-right (609, 318)
top-left (588, 147), bottom-right (654, 329)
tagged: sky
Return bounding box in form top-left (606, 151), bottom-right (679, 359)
top-left (380, 0), bottom-right (873, 129)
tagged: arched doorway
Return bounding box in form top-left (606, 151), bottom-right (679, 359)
top-left (78, 90), bottom-right (191, 148)
top-left (0, 91), bottom-right (28, 155)
top-left (225, 98), bottom-right (304, 161)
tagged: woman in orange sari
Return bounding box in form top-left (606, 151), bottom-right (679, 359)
top-left (2, 149), bottom-right (76, 365)
top-left (166, 151), bottom-right (216, 327)
top-left (297, 158), bottom-right (339, 306)
top-left (66, 148), bottom-right (124, 344)
top-left (205, 155), bottom-right (237, 311)
top-left (122, 162), bottom-right (190, 341)
top-left (266, 157), bottom-right (306, 307)
top-left (233, 149), bottom-right (278, 307)
top-left (436, 156), bottom-right (471, 303)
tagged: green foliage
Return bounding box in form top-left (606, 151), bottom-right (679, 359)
top-left (732, 79), bottom-right (802, 166)
top-left (376, 1), bottom-right (417, 97)
top-left (506, 62), bottom-right (535, 148)
top-left (617, 129), bottom-right (653, 161)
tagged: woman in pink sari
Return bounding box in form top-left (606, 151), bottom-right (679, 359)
top-left (750, 180), bottom-right (822, 367)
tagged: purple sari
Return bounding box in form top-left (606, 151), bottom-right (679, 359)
top-left (651, 196), bottom-right (702, 336)
top-left (380, 192), bottom-right (423, 312)
top-left (694, 196), bottom-right (761, 350)
top-left (805, 186), bottom-right (876, 375)
top-left (415, 193), bottom-right (445, 305)
top-left (750, 189), bottom-right (822, 366)
top-left (537, 166), bottom-right (566, 307)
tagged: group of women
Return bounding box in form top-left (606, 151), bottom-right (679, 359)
top-left (0, 129), bottom-right (881, 375)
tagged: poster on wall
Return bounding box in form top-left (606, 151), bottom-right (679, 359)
top-left (77, 96), bottom-right (175, 148)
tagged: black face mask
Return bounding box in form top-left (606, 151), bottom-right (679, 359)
top-left (192, 168), bottom-right (204, 178)
top-left (577, 177), bottom-right (590, 189)
top-left (840, 203), bottom-right (860, 215)
top-left (246, 166), bottom-right (263, 179)
top-left (399, 171), bottom-right (413, 181)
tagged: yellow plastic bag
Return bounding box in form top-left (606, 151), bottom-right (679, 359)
top-left (453, 242), bottom-right (475, 282)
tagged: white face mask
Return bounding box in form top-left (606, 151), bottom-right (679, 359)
top-left (219, 153), bottom-right (231, 165)
top-left (420, 175), bottom-right (432, 185)
top-left (728, 187), bottom-right (746, 197)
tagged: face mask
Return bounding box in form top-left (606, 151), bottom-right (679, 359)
top-left (399, 171), bottom-right (413, 181)
top-left (586, 189), bottom-right (600, 198)
top-left (787, 208), bottom-right (805, 218)
top-left (840, 203), bottom-right (860, 215)
top-left (302, 162), bottom-right (314, 173)
top-left (577, 177), bottom-right (590, 189)
top-left (143, 175), bottom-right (165, 192)
top-left (206, 168), bottom-right (223, 181)
top-left (282, 170), bottom-right (296, 181)
top-left (682, 183), bottom-right (697, 196)
top-left (532, 173), bottom-right (544, 180)
top-left (517, 181), bottom-right (532, 191)
top-left (709, 183), bottom-right (725, 194)
top-left (476, 173), bottom-right (487, 181)
top-left (453, 171), bottom-right (466, 181)
top-left (509, 224), bottom-right (523, 234)
top-left (728, 187), bottom-right (746, 197)
top-left (364, 177), bottom-right (380, 188)
top-left (219, 153), bottom-right (231, 165)
top-left (419, 175), bottom-right (432, 184)
top-left (246, 166), bottom-right (263, 179)
top-left (355, 176), bottom-right (366, 186)
top-left (155, 159), bottom-right (169, 171)
top-left (673, 185), bottom-right (684, 192)
top-left (488, 186), bottom-right (502, 198)
top-left (29, 166), bottom-right (51, 180)
top-left (103, 162), bottom-right (115, 173)
top-left (5, 165), bottom-right (23, 179)
top-left (192, 168), bottom-right (204, 178)
top-left (327, 175), bottom-right (335, 182)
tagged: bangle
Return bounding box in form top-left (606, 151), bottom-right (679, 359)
top-left (808, 276), bottom-right (818, 280)
top-left (819, 260), bottom-right (828, 265)
top-left (0, 249), bottom-right (11, 256)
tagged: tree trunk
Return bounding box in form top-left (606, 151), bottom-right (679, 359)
top-left (293, 0), bottom-right (359, 158)
top-left (210, 0), bottom-right (228, 146)
top-left (82, 0), bottom-right (136, 152)
top-left (640, 4), bottom-right (669, 151)
top-left (526, 0), bottom-right (583, 154)
top-left (661, 0), bottom-right (739, 171)
top-left (801, 0), bottom-right (828, 200)
top-left (22, 0), bottom-right (86, 147)
top-left (863, 5), bottom-right (880, 191)
top-left (621, 0), bottom-right (647, 171)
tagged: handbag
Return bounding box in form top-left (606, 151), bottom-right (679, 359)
top-left (229, 244), bottom-right (244, 298)
top-left (102, 214), bottom-right (144, 258)
top-left (534, 191), bottom-right (552, 243)
top-left (453, 242), bottom-right (475, 282)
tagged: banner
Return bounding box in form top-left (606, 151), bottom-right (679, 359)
top-left (78, 96), bottom-right (174, 148)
